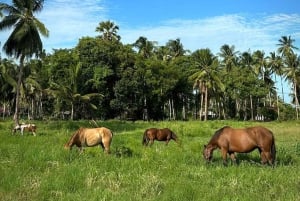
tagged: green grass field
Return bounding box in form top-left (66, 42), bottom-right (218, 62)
top-left (0, 120), bottom-right (300, 201)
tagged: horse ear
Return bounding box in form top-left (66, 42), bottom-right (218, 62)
top-left (204, 145), bottom-right (207, 148)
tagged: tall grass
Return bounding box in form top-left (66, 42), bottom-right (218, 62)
top-left (0, 120), bottom-right (299, 200)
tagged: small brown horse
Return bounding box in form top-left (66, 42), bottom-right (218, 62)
top-left (142, 128), bottom-right (178, 146)
top-left (64, 127), bottom-right (113, 154)
top-left (203, 126), bottom-right (276, 165)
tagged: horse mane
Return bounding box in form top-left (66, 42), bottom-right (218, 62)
top-left (209, 126), bottom-right (230, 143)
top-left (65, 127), bottom-right (83, 147)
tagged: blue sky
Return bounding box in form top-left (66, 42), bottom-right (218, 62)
top-left (1, 0), bottom-right (300, 102)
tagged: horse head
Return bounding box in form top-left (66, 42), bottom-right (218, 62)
top-left (203, 144), bottom-right (214, 161)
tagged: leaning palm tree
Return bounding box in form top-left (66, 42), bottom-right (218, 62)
top-left (0, 0), bottom-right (49, 125)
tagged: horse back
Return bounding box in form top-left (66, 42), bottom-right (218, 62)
top-left (218, 126), bottom-right (274, 152)
top-left (246, 126), bottom-right (274, 144)
top-left (84, 127), bottom-right (112, 146)
top-left (157, 128), bottom-right (174, 141)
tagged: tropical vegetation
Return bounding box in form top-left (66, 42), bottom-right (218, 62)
top-left (0, 2), bottom-right (300, 122)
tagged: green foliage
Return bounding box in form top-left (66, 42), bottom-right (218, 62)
top-left (0, 120), bottom-right (299, 201)
top-left (1, 15), bottom-right (299, 121)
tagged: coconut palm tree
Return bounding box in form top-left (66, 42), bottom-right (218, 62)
top-left (283, 53), bottom-right (300, 120)
top-left (133, 36), bottom-right (157, 59)
top-left (190, 49), bottom-right (224, 121)
top-left (267, 52), bottom-right (285, 119)
top-left (95, 20), bottom-right (120, 41)
top-left (218, 44), bottom-right (239, 72)
top-left (165, 38), bottom-right (186, 58)
top-left (0, 0), bottom-right (49, 125)
top-left (277, 36), bottom-right (298, 57)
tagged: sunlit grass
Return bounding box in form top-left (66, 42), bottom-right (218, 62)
top-left (0, 120), bottom-right (299, 200)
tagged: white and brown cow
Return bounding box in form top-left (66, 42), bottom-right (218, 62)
top-left (13, 123), bottom-right (37, 136)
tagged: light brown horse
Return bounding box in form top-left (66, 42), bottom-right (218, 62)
top-left (142, 128), bottom-right (178, 146)
top-left (203, 126), bottom-right (276, 165)
top-left (64, 127), bottom-right (113, 154)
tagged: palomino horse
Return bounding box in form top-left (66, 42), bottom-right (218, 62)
top-left (142, 128), bottom-right (178, 146)
top-left (13, 123), bottom-right (37, 136)
top-left (64, 127), bottom-right (113, 154)
top-left (203, 126), bottom-right (276, 165)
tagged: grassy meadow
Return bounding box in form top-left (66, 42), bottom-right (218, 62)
top-left (0, 120), bottom-right (300, 201)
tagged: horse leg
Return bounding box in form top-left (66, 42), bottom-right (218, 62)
top-left (165, 139), bottom-right (170, 145)
top-left (221, 148), bottom-right (228, 165)
top-left (229, 152), bottom-right (237, 164)
top-left (261, 151), bottom-right (273, 165)
top-left (149, 139), bottom-right (154, 146)
top-left (100, 142), bottom-right (110, 154)
top-left (259, 151), bottom-right (268, 164)
top-left (79, 147), bottom-right (84, 154)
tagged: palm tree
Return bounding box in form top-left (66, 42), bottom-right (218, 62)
top-left (277, 36), bottom-right (298, 57)
top-left (95, 20), bottom-right (120, 41)
top-left (190, 49), bottom-right (224, 121)
top-left (267, 52), bottom-right (285, 119)
top-left (133, 36), bottom-right (157, 59)
top-left (0, 58), bottom-right (17, 118)
top-left (239, 51), bottom-right (255, 120)
top-left (218, 44), bottom-right (239, 72)
top-left (0, 0), bottom-right (49, 125)
top-left (166, 38), bottom-right (186, 58)
top-left (283, 53), bottom-right (300, 120)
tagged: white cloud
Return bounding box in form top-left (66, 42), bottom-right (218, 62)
top-left (119, 13), bottom-right (300, 55)
top-left (37, 0), bottom-right (107, 51)
top-left (1, 0), bottom-right (299, 57)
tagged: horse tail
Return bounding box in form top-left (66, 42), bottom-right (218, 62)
top-left (271, 136), bottom-right (276, 165)
top-left (142, 129), bottom-right (148, 145)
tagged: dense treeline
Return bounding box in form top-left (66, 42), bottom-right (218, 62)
top-left (1, 20), bottom-right (300, 121)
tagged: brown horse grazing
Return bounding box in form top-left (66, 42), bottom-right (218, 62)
top-left (203, 126), bottom-right (276, 165)
top-left (142, 128), bottom-right (178, 146)
top-left (64, 127), bottom-right (113, 154)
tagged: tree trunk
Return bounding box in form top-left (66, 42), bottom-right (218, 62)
top-left (182, 95), bottom-right (186, 120)
top-left (199, 92), bottom-right (203, 121)
top-left (293, 80), bottom-right (299, 120)
top-left (169, 99), bottom-right (172, 120)
top-left (71, 102), bottom-right (74, 120)
top-left (250, 95), bottom-right (254, 121)
top-left (280, 75), bottom-right (284, 102)
top-left (13, 55), bottom-right (25, 125)
top-left (204, 86), bottom-right (208, 121)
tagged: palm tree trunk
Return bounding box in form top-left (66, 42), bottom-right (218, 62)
top-left (172, 99), bottom-right (175, 120)
top-left (250, 95), bottom-right (254, 121)
top-left (199, 93), bottom-right (203, 121)
top-left (13, 55), bottom-right (25, 125)
top-left (182, 95), bottom-right (186, 120)
top-left (204, 86), bottom-right (208, 121)
top-left (280, 76), bottom-right (285, 102)
top-left (293, 80), bottom-right (299, 120)
top-left (71, 102), bottom-right (74, 120)
top-left (276, 93), bottom-right (280, 120)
